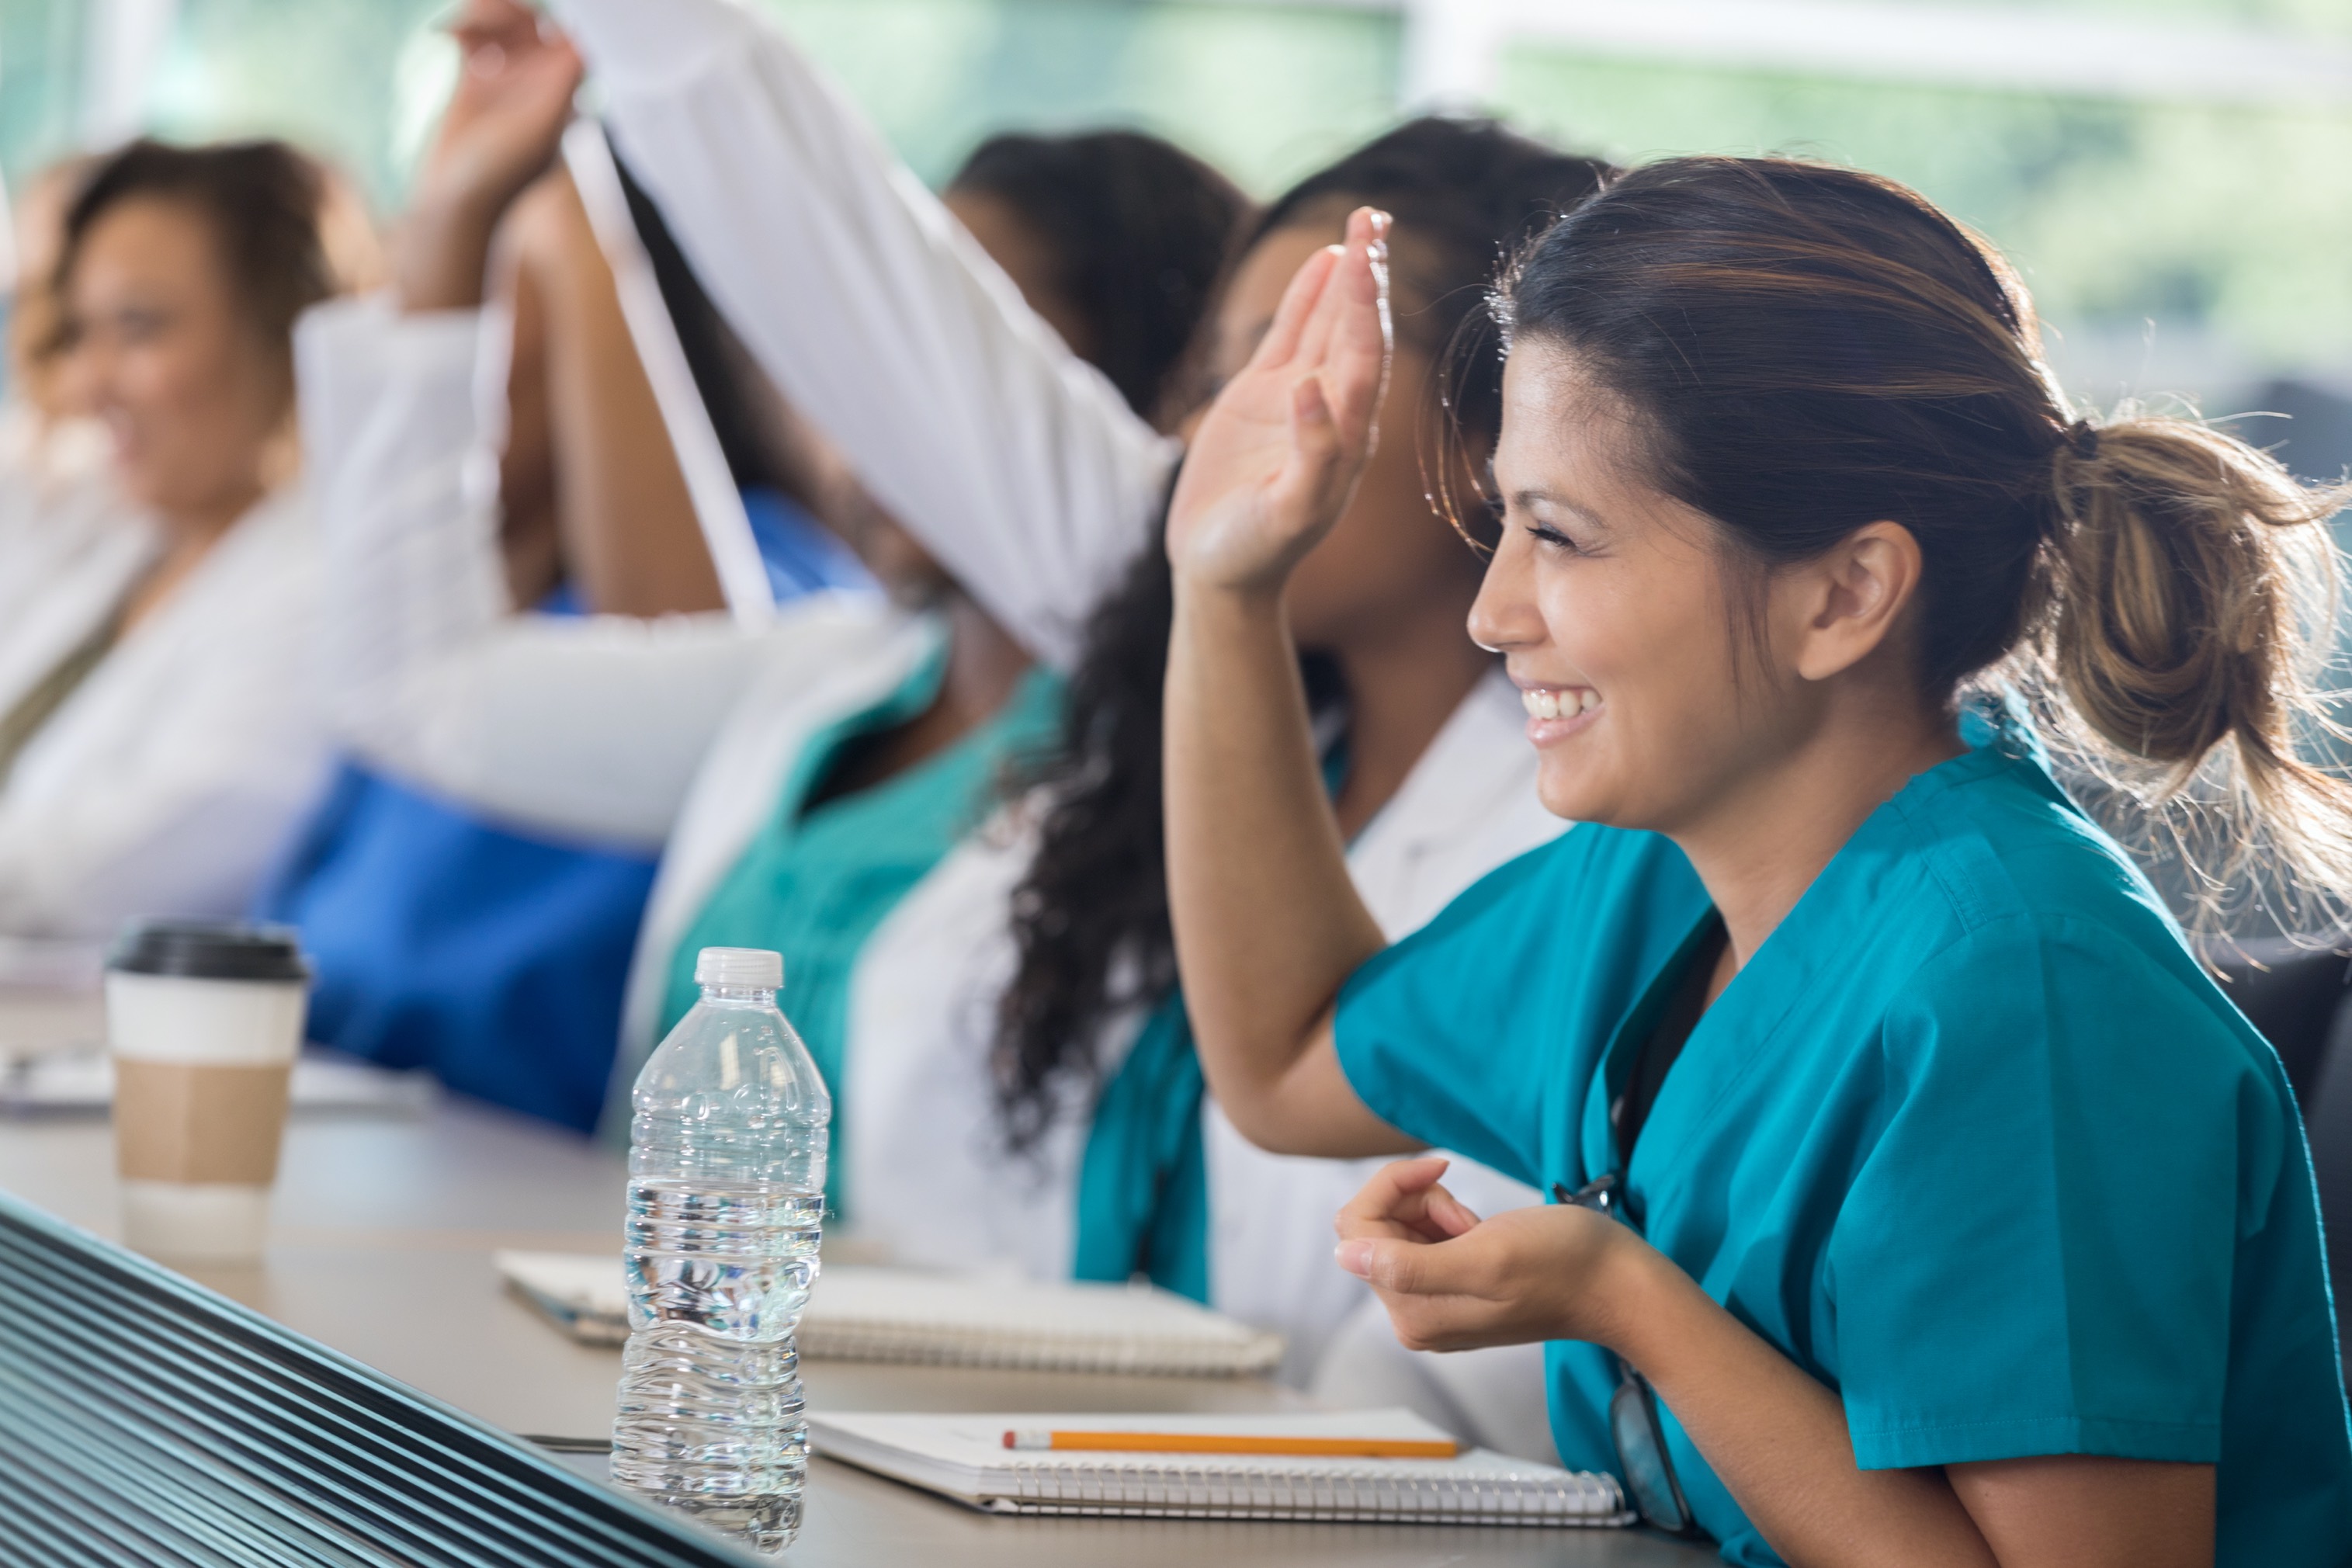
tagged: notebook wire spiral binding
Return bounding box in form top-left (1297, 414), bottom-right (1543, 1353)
top-left (991, 1457), bottom-right (1631, 1525)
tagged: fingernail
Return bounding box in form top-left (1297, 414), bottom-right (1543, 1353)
top-left (1334, 1240), bottom-right (1373, 1278)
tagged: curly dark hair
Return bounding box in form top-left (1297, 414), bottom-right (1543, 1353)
top-left (990, 116), bottom-right (1616, 1153)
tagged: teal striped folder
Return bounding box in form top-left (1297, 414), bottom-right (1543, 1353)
top-left (0, 1189), bottom-right (749, 1565)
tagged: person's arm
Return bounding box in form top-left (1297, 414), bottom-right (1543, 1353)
top-left (1334, 1162), bottom-right (2214, 1567)
top-left (501, 165), bottom-right (726, 616)
top-left (1157, 208), bottom-right (1411, 1158)
top-left (298, 295), bottom-right (772, 848)
top-left (297, 8), bottom-right (793, 848)
top-left (1336, 915), bottom-right (2243, 1566)
top-left (550, 0), bottom-right (1177, 668)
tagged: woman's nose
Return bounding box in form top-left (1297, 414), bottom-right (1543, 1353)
top-left (1466, 526), bottom-right (1542, 654)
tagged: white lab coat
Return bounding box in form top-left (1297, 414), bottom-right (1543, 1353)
top-left (317, 0), bottom-right (1569, 1459)
top-left (0, 412), bottom-right (330, 938)
top-left (0, 414), bottom-right (144, 642)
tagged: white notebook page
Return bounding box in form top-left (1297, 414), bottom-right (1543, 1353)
top-left (495, 1252), bottom-right (1284, 1374)
top-left (810, 1407), bottom-right (1633, 1525)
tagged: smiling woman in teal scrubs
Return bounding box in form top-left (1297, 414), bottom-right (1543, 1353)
top-left (1153, 179), bottom-right (2352, 1566)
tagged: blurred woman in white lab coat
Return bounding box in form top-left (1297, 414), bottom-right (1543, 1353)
top-left (0, 140), bottom-right (363, 937)
top-left (0, 156), bottom-right (141, 736)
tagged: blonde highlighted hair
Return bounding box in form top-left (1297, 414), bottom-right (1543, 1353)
top-left (2031, 413), bottom-right (2351, 934)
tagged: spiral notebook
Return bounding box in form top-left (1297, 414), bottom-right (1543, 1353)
top-left (809, 1408), bottom-right (1633, 1526)
top-left (496, 1253), bottom-right (1285, 1376)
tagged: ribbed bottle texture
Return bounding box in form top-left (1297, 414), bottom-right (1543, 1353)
top-left (611, 950), bottom-right (829, 1554)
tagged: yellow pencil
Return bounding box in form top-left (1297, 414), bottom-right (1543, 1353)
top-left (1001, 1429), bottom-right (1459, 1459)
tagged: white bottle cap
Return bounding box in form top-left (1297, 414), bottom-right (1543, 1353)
top-left (695, 947), bottom-right (783, 990)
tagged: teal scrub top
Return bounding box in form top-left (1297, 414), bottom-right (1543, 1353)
top-left (1334, 706), bottom-right (2352, 1566)
top-left (1073, 993), bottom-right (1209, 1301)
top-left (1073, 743), bottom-right (1350, 1302)
top-left (662, 637), bottom-right (1063, 1217)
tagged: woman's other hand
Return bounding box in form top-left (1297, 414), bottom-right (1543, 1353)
top-left (1334, 1156), bottom-right (1656, 1352)
top-left (397, 0), bottom-right (582, 312)
top-left (1164, 205), bottom-right (1390, 600)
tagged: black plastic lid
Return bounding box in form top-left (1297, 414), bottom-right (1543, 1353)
top-left (106, 921), bottom-right (310, 983)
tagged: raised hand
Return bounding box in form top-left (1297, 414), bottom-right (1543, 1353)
top-left (397, 0), bottom-right (583, 311)
top-left (1164, 205), bottom-right (1392, 598)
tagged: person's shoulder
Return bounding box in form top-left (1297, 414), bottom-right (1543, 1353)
top-left (1358, 824), bottom-right (1695, 985)
top-left (1865, 741), bottom-right (2288, 1056)
top-left (752, 590), bottom-right (911, 659)
top-left (175, 488), bottom-right (325, 629)
top-left (1886, 744), bottom-right (2173, 945)
top-left (1891, 874), bottom-right (2276, 1099)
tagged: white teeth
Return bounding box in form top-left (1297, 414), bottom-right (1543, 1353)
top-left (1520, 688), bottom-right (1598, 721)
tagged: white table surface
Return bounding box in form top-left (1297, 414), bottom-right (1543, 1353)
top-left (0, 1062), bottom-right (1718, 1567)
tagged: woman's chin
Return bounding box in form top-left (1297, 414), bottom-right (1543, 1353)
top-left (1534, 765), bottom-right (1605, 826)
top-left (113, 470), bottom-right (168, 514)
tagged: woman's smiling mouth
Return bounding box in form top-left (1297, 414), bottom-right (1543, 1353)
top-left (1518, 683), bottom-right (1604, 744)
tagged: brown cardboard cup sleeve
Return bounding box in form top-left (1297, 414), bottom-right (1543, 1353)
top-left (104, 925), bottom-right (311, 1261)
top-left (113, 1060), bottom-right (294, 1185)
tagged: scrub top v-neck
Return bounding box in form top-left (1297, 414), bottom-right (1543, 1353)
top-left (661, 636), bottom-right (1063, 1216)
top-left (1332, 706), bottom-right (2352, 1566)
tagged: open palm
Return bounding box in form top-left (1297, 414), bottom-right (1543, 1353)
top-left (415, 0), bottom-right (583, 221)
top-left (1165, 206), bottom-right (1393, 597)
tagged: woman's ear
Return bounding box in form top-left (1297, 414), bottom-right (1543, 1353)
top-left (1784, 520), bottom-right (1925, 683)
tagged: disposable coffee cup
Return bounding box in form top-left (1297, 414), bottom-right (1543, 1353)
top-left (105, 921), bottom-right (310, 1261)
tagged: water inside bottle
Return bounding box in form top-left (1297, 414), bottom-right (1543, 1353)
top-left (612, 960), bottom-right (829, 1555)
top-left (623, 1181), bottom-right (824, 1337)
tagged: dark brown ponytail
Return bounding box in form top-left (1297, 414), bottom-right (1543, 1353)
top-left (2038, 414), bottom-right (2350, 925)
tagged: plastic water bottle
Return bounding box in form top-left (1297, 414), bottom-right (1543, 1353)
top-left (611, 948), bottom-right (830, 1552)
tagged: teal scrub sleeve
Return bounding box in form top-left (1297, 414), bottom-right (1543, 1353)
top-left (1331, 840), bottom-right (1582, 1188)
top-left (1073, 994), bottom-right (1210, 1302)
top-left (1827, 913), bottom-right (2277, 1470)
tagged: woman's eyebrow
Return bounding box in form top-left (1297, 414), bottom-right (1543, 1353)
top-left (1510, 487), bottom-right (1610, 532)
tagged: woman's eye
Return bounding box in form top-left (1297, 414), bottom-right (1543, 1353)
top-left (106, 308), bottom-right (172, 345)
top-left (1528, 522), bottom-right (1581, 553)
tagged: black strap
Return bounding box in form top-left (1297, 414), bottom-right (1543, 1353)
top-left (1613, 918), bottom-right (1727, 1164)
